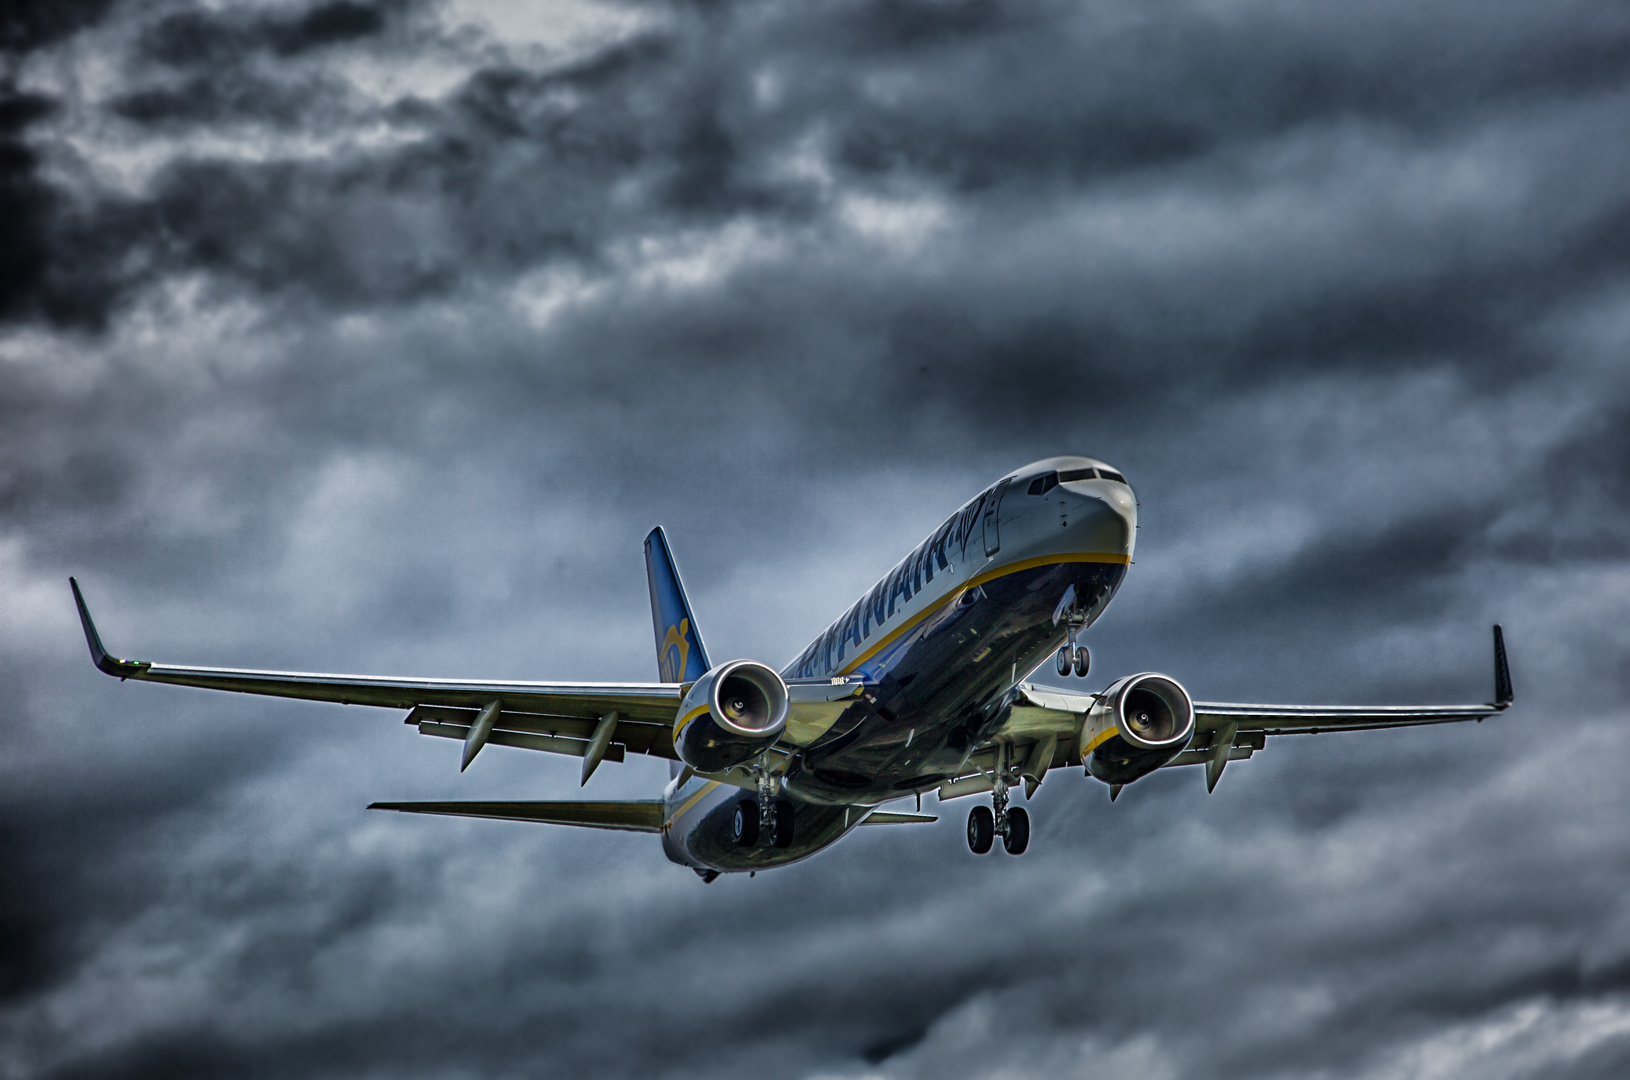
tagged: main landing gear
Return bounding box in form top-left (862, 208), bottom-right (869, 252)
top-left (966, 745), bottom-right (1030, 856)
top-left (732, 799), bottom-right (794, 848)
top-left (730, 752), bottom-right (795, 849)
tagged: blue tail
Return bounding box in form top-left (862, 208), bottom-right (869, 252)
top-left (644, 527), bottom-right (712, 684)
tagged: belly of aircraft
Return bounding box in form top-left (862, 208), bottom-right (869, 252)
top-left (784, 557), bottom-right (1125, 806)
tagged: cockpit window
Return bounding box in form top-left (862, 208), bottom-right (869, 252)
top-left (1032, 467), bottom-right (1129, 493)
top-left (1055, 467), bottom-right (1129, 485)
top-left (1027, 473), bottom-right (1059, 495)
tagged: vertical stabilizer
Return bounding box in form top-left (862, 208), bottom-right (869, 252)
top-left (644, 527), bottom-right (712, 684)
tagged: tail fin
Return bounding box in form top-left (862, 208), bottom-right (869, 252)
top-left (644, 527), bottom-right (711, 684)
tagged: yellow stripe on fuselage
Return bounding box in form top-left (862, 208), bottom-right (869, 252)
top-left (665, 780), bottom-right (721, 831)
top-left (836, 551), bottom-right (1130, 676)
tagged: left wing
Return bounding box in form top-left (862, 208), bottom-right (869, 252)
top-left (1181, 624), bottom-right (1513, 755)
top-left (940, 626), bottom-right (1513, 798)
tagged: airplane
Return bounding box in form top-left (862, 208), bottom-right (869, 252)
top-left (71, 456), bottom-right (1514, 881)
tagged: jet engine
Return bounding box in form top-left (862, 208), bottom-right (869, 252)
top-left (1085, 672), bottom-right (1195, 786)
top-left (672, 660), bottom-right (790, 773)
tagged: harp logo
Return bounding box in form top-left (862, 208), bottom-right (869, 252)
top-left (660, 619), bottom-right (691, 683)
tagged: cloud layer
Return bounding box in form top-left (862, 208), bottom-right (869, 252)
top-left (5, 1), bottom-right (1630, 1077)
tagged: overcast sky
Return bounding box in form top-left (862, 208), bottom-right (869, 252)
top-left (5, 1), bottom-right (1630, 1077)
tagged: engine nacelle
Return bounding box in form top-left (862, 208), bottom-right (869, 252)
top-left (1084, 672), bottom-right (1196, 786)
top-left (673, 660), bottom-right (790, 773)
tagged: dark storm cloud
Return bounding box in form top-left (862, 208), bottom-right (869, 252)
top-left (1, 1), bottom-right (117, 56)
top-left (12, 0), bottom-right (1627, 330)
top-left (134, 1), bottom-right (390, 67)
top-left (5, 0), bottom-right (1630, 1078)
top-left (108, 3), bottom-right (406, 126)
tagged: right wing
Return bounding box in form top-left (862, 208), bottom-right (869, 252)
top-left (73, 578), bottom-right (860, 770)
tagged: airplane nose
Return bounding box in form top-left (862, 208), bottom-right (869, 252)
top-left (1101, 480), bottom-right (1137, 537)
top-left (1101, 484), bottom-right (1137, 559)
top-left (1059, 485), bottom-right (1136, 560)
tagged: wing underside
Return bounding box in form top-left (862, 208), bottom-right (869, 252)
top-left (71, 578), bottom-right (861, 771)
top-left (72, 579), bottom-right (1513, 798)
top-left (942, 626), bottom-right (1513, 797)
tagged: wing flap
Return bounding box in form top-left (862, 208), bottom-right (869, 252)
top-left (782, 680), bottom-right (866, 747)
top-left (1192, 701), bottom-right (1499, 734)
top-left (406, 705), bottom-right (677, 760)
top-left (368, 800), bottom-right (666, 832)
top-left (414, 721), bottom-right (631, 762)
top-left (118, 662), bottom-right (682, 721)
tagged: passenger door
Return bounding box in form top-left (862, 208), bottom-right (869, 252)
top-left (982, 478), bottom-right (1010, 557)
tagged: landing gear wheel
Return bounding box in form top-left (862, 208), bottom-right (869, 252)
top-left (1055, 646), bottom-right (1072, 676)
top-left (967, 805), bottom-right (994, 854)
top-left (731, 801), bottom-right (759, 846)
top-left (1072, 646), bottom-right (1091, 678)
top-left (771, 800), bottom-right (795, 848)
top-left (1003, 806), bottom-right (1030, 855)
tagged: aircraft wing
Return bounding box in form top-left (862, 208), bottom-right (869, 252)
top-left (944, 626), bottom-right (1513, 798)
top-left (73, 578), bottom-right (695, 768)
top-left (72, 578), bottom-right (863, 772)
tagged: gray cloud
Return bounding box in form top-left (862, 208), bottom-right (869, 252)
top-left (4, 0), bottom-right (1630, 1077)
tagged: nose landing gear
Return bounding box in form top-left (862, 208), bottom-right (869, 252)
top-left (1054, 589), bottom-right (1091, 677)
top-left (1054, 640), bottom-right (1090, 678)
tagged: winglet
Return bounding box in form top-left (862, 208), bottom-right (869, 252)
top-left (1493, 624), bottom-right (1513, 708)
top-left (69, 578), bottom-right (149, 679)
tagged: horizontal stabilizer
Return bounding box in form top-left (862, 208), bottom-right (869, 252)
top-left (861, 811), bottom-right (938, 825)
top-left (368, 800), bottom-right (665, 832)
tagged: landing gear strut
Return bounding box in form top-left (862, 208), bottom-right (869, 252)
top-left (733, 753), bottom-right (793, 849)
top-left (1055, 617), bottom-right (1090, 678)
top-left (966, 743), bottom-right (1031, 856)
top-left (754, 753), bottom-right (778, 838)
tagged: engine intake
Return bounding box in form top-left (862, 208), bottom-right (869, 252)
top-left (673, 660), bottom-right (790, 773)
top-left (1085, 672), bottom-right (1195, 786)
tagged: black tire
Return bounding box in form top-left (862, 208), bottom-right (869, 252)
top-left (1073, 646), bottom-right (1091, 678)
top-left (967, 805), bottom-right (994, 854)
top-left (1003, 806), bottom-right (1030, 855)
top-left (1055, 646), bottom-right (1072, 676)
top-left (771, 800), bottom-right (795, 848)
top-left (732, 801), bottom-right (759, 846)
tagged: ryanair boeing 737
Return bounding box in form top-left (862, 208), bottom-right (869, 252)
top-left (72, 457), bottom-right (1513, 880)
